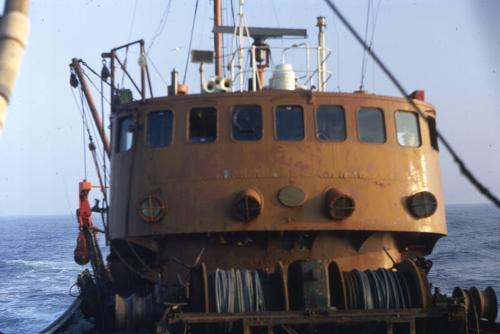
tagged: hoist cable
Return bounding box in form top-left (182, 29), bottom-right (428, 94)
top-left (100, 67), bottom-right (107, 211)
top-left (81, 69), bottom-right (111, 105)
top-left (183, 0), bottom-right (200, 84)
top-left (80, 61), bottom-right (111, 88)
top-left (323, 0), bottom-right (500, 209)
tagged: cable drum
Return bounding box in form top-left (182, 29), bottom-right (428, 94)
top-left (329, 260), bottom-right (430, 310)
top-left (212, 269), bottom-right (265, 313)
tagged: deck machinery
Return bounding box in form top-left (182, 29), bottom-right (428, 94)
top-left (55, 4), bottom-right (499, 334)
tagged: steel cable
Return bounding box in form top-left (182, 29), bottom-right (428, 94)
top-left (343, 268), bottom-right (411, 310)
top-left (324, 0), bottom-right (500, 209)
top-left (183, 0), bottom-right (200, 84)
top-left (213, 269), bottom-right (265, 313)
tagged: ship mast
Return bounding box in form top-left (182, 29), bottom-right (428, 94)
top-left (213, 0), bottom-right (223, 78)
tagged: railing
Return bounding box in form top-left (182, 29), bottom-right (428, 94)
top-left (225, 44), bottom-right (333, 92)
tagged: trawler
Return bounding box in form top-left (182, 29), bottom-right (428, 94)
top-left (40, 1), bottom-right (500, 333)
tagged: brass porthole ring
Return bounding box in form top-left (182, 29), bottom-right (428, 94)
top-left (137, 194), bottom-right (166, 223)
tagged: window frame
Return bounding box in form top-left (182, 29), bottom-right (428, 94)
top-left (187, 106), bottom-right (218, 144)
top-left (426, 115), bottom-right (439, 151)
top-left (315, 105), bottom-right (347, 142)
top-left (145, 109), bottom-right (175, 148)
top-left (394, 110), bottom-right (422, 148)
top-left (230, 104), bottom-right (263, 142)
top-left (356, 107), bottom-right (387, 144)
top-left (274, 104), bottom-right (305, 141)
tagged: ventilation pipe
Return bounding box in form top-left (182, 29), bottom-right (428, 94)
top-left (316, 16), bottom-right (327, 92)
top-left (0, 0), bottom-right (30, 131)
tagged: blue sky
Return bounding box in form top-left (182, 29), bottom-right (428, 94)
top-left (0, 0), bottom-right (499, 216)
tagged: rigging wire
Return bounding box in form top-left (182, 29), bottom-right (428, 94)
top-left (370, 0), bottom-right (382, 92)
top-left (127, 0), bottom-right (138, 43)
top-left (121, 0), bottom-right (139, 87)
top-left (323, 0), bottom-right (500, 209)
top-left (270, 0), bottom-right (283, 48)
top-left (183, 0), bottom-right (200, 84)
top-left (147, 0), bottom-right (173, 55)
top-left (330, 15), bottom-right (342, 92)
top-left (146, 54), bottom-right (169, 86)
top-left (82, 70), bottom-right (111, 105)
top-left (359, 0), bottom-right (372, 90)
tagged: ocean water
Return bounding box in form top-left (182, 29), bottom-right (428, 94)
top-left (0, 205), bottom-right (499, 333)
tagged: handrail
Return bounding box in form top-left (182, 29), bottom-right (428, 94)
top-left (38, 297), bottom-right (82, 334)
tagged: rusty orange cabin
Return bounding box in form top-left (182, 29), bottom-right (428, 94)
top-left (108, 89), bottom-right (444, 272)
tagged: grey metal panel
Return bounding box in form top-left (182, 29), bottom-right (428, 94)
top-left (213, 26), bottom-right (307, 38)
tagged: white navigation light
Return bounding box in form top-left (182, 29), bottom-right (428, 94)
top-left (269, 64), bottom-right (296, 90)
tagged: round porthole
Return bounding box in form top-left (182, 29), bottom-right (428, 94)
top-left (325, 189), bottom-right (355, 221)
top-left (233, 189), bottom-right (263, 222)
top-left (137, 194), bottom-right (166, 223)
top-left (407, 191), bottom-right (437, 218)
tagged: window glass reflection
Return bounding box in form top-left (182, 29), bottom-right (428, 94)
top-left (395, 111), bottom-right (421, 147)
top-left (276, 105), bottom-right (304, 140)
top-left (358, 108), bottom-right (386, 143)
top-left (316, 106), bottom-right (346, 141)
top-left (117, 116), bottom-right (134, 152)
top-left (232, 105), bottom-right (262, 141)
top-left (147, 110), bottom-right (173, 147)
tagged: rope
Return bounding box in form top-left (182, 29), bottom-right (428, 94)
top-left (323, 0), bottom-right (500, 209)
top-left (183, 0), bottom-right (200, 84)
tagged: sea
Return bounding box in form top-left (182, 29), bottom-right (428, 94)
top-left (0, 204), bottom-right (499, 333)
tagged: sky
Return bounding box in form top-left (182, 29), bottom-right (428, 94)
top-left (0, 0), bottom-right (499, 216)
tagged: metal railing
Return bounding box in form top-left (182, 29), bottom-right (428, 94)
top-left (225, 44), bottom-right (333, 92)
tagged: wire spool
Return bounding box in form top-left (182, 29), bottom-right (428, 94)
top-left (328, 261), bottom-right (347, 310)
top-left (329, 259), bottom-right (429, 310)
top-left (210, 268), bottom-right (265, 313)
top-left (189, 263), bottom-right (209, 313)
top-left (469, 286), bottom-right (498, 323)
top-left (396, 259), bottom-right (431, 308)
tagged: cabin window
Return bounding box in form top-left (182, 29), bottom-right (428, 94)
top-left (276, 105), bottom-right (304, 140)
top-left (357, 108), bottom-right (386, 143)
top-left (427, 116), bottom-right (439, 151)
top-left (189, 107), bottom-right (217, 143)
top-left (147, 110), bottom-right (173, 147)
top-left (117, 116), bottom-right (134, 152)
top-left (316, 106), bottom-right (346, 141)
top-left (395, 111), bottom-right (421, 147)
top-left (232, 105), bottom-right (262, 141)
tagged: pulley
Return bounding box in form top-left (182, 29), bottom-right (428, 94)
top-left (70, 72), bottom-right (79, 88)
